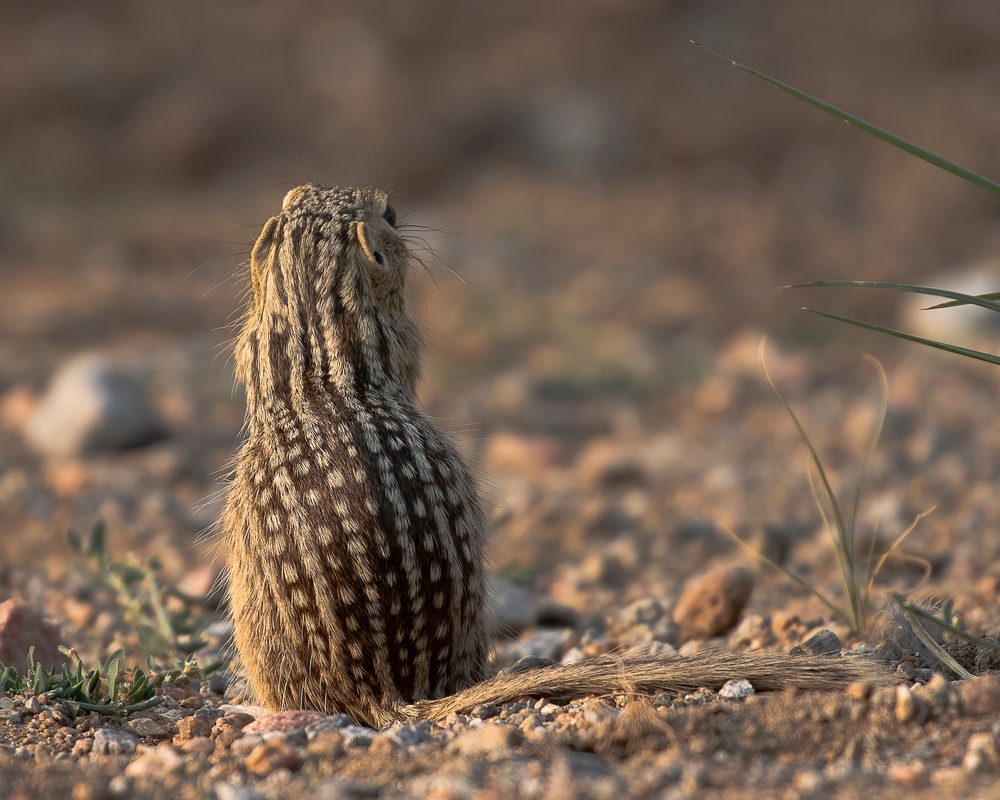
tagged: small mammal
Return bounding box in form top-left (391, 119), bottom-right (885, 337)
top-left (221, 184), bottom-right (889, 728)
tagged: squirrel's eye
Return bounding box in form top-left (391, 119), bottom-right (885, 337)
top-left (383, 204), bottom-right (397, 228)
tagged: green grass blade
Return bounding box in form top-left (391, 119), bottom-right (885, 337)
top-left (804, 309), bottom-right (1000, 366)
top-left (761, 339), bottom-right (867, 634)
top-left (930, 291), bottom-right (1000, 310)
top-left (692, 42), bottom-right (1000, 197)
top-left (790, 281), bottom-right (1000, 313)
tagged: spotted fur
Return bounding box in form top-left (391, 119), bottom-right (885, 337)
top-left (223, 185), bottom-right (488, 727)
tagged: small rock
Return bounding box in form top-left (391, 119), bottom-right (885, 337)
top-left (0, 598), bottom-right (64, 670)
top-left (243, 709), bottom-right (327, 734)
top-left (123, 747), bottom-right (182, 777)
top-left (963, 732), bottom-right (997, 771)
top-left (575, 438), bottom-right (647, 487)
top-left (895, 685), bottom-right (926, 724)
top-left (179, 736), bottom-right (215, 755)
top-left (957, 673), bottom-right (1000, 716)
top-left (172, 713), bottom-right (214, 744)
top-left (24, 353), bottom-right (164, 458)
top-left (340, 725), bottom-right (376, 748)
top-left (508, 629), bottom-right (573, 663)
top-left (72, 738), bottom-right (93, 758)
top-left (500, 654), bottom-right (559, 676)
top-left (718, 679), bottom-right (755, 700)
top-left (673, 565), bottom-right (753, 642)
top-left (215, 783), bottom-right (265, 800)
top-left (535, 602), bottom-right (579, 628)
top-left (888, 760), bottom-right (927, 788)
top-left (124, 716), bottom-right (176, 739)
top-left (212, 719), bottom-right (245, 749)
top-left (92, 727), bottom-right (140, 756)
top-left (304, 713), bottom-right (355, 739)
top-left (469, 704), bottom-right (501, 720)
top-left (378, 720), bottom-right (434, 747)
top-left (245, 739), bottom-right (301, 776)
top-left (69, 779), bottom-right (113, 800)
top-left (790, 629), bottom-right (843, 656)
top-left (450, 724), bottom-right (518, 758)
top-left (489, 577), bottom-right (536, 633)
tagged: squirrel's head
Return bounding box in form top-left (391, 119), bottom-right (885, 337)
top-left (237, 184), bottom-right (421, 415)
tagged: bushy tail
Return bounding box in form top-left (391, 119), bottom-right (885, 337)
top-left (402, 649), bottom-right (893, 723)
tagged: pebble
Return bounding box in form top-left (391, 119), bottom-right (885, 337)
top-left (172, 713), bottom-right (215, 744)
top-left (963, 732), bottom-right (996, 771)
top-left (789, 629), bottom-right (843, 656)
top-left (450, 723), bottom-right (517, 758)
top-left (379, 720), bottom-right (434, 747)
top-left (0, 597), bottom-right (65, 668)
top-left (24, 352), bottom-right (163, 458)
top-left (124, 716), bottom-right (176, 739)
top-left (123, 746), bottom-right (182, 777)
top-left (503, 629), bottom-right (573, 663)
top-left (179, 736), bottom-right (215, 755)
top-left (672, 565), bottom-right (754, 642)
top-left (303, 713), bottom-right (356, 739)
top-left (91, 727), bottom-right (140, 756)
top-left (243, 709), bottom-right (327, 734)
top-left (340, 725), bottom-right (377, 748)
top-left (215, 783), bottom-right (265, 800)
top-left (575, 437), bottom-right (647, 487)
top-left (895, 685), bottom-right (926, 724)
top-left (718, 679), bottom-right (755, 700)
top-left (489, 577), bottom-right (536, 632)
top-left (245, 739), bottom-right (301, 776)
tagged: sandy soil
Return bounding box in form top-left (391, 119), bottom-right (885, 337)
top-left (3, 1), bottom-right (1000, 797)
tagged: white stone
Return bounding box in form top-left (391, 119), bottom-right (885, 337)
top-left (24, 353), bottom-right (163, 457)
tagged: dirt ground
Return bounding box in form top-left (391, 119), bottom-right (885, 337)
top-left (4, 1), bottom-right (1000, 797)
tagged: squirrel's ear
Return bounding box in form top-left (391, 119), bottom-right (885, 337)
top-left (250, 216), bottom-right (279, 302)
top-left (357, 221), bottom-right (386, 271)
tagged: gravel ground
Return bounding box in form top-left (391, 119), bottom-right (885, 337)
top-left (4, 1), bottom-right (1000, 797)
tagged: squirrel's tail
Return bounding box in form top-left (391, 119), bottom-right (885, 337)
top-left (401, 649), bottom-right (894, 723)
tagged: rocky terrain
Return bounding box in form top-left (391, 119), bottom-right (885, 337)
top-left (3, 1), bottom-right (1000, 797)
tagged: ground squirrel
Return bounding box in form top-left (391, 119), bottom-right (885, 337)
top-left (222, 184), bottom-right (891, 728)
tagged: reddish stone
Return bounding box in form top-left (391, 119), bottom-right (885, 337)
top-left (0, 598), bottom-right (64, 669)
top-left (243, 709), bottom-right (328, 734)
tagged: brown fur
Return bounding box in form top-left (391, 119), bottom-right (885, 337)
top-left (222, 184), bottom-right (892, 728)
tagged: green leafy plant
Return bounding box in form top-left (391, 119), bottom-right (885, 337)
top-left (724, 341), bottom-right (931, 637)
top-left (0, 646), bottom-right (160, 718)
top-left (68, 520), bottom-right (211, 661)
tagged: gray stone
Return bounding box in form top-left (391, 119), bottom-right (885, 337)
top-left (92, 726), bottom-right (140, 756)
top-left (24, 353), bottom-right (163, 457)
top-left (718, 679), bottom-right (755, 700)
top-left (790, 629), bottom-right (843, 657)
top-left (489, 577), bottom-right (536, 633)
top-left (379, 720), bottom-right (434, 747)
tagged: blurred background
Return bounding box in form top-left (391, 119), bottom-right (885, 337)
top-left (3, 0), bottom-right (1000, 629)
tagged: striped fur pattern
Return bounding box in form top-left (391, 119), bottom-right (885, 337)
top-left (223, 184), bottom-right (488, 727)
